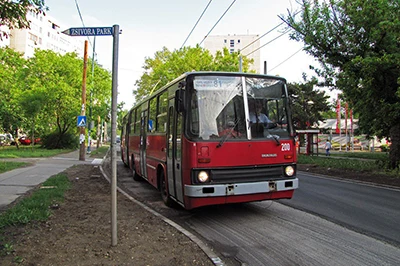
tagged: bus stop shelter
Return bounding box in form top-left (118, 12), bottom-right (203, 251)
top-left (296, 129), bottom-right (320, 156)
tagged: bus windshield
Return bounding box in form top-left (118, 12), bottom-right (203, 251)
top-left (189, 75), bottom-right (291, 141)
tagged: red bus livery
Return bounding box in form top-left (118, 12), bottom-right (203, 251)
top-left (121, 72), bottom-right (298, 209)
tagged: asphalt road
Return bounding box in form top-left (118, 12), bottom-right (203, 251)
top-left (115, 161), bottom-right (400, 266)
top-left (279, 171), bottom-right (400, 247)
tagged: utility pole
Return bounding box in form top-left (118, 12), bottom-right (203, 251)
top-left (87, 37), bottom-right (96, 154)
top-left (79, 40), bottom-right (88, 161)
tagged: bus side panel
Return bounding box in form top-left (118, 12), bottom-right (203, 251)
top-left (181, 139), bottom-right (199, 207)
top-left (145, 134), bottom-right (167, 188)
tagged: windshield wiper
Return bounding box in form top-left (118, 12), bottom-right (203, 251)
top-left (264, 125), bottom-right (280, 146)
top-left (216, 119), bottom-right (240, 148)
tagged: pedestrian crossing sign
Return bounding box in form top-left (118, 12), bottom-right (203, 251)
top-left (77, 116), bottom-right (87, 127)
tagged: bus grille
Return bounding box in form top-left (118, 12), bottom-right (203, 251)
top-left (209, 166), bottom-right (284, 184)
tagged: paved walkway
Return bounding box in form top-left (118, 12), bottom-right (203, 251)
top-left (0, 150), bottom-right (102, 210)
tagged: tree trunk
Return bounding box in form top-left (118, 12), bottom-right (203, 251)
top-left (389, 124), bottom-right (400, 169)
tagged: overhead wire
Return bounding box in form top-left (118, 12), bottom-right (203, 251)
top-left (267, 47), bottom-right (304, 73)
top-left (199, 0), bottom-right (237, 46)
top-left (244, 29), bottom-right (291, 57)
top-left (181, 0), bottom-right (213, 49)
top-left (74, 0), bottom-right (93, 50)
top-left (240, 22), bottom-right (285, 53)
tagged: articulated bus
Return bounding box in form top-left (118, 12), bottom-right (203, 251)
top-left (121, 71), bottom-right (298, 210)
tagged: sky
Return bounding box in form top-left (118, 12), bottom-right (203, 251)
top-left (44, 0), bottom-right (335, 109)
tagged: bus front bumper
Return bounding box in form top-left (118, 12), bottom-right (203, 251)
top-left (184, 178), bottom-right (299, 197)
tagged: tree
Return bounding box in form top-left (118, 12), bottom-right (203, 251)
top-left (281, 0), bottom-right (400, 168)
top-left (134, 46), bottom-right (253, 103)
top-left (21, 50), bottom-right (112, 148)
top-left (0, 0), bottom-right (47, 40)
top-left (0, 47), bottom-right (26, 141)
top-left (287, 77), bottom-right (331, 130)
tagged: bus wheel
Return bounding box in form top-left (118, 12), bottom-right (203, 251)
top-left (131, 156), bottom-right (142, 181)
top-left (160, 171), bottom-right (174, 207)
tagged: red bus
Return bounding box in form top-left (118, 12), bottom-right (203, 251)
top-left (121, 72), bottom-right (298, 209)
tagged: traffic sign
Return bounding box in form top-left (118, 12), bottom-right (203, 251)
top-left (77, 116), bottom-right (87, 127)
top-left (62, 27), bottom-right (113, 36)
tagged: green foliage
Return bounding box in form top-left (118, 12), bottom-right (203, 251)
top-left (0, 173), bottom-right (70, 229)
top-left (41, 132), bottom-right (79, 149)
top-left (0, 47), bottom-right (26, 135)
top-left (288, 77), bottom-right (331, 129)
top-left (0, 47), bottom-right (112, 148)
top-left (134, 46), bottom-right (254, 103)
top-left (281, 0), bottom-right (400, 168)
top-left (0, 146), bottom-right (73, 158)
top-left (0, 0), bottom-right (47, 40)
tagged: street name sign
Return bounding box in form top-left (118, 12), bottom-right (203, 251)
top-left (62, 27), bottom-right (113, 36)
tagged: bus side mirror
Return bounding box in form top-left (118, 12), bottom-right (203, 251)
top-left (175, 89), bottom-right (186, 113)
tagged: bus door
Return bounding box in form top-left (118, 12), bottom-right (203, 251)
top-left (167, 100), bottom-right (184, 203)
top-left (140, 110), bottom-right (148, 178)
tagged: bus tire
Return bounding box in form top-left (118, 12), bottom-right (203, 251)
top-left (160, 171), bottom-right (174, 207)
top-left (131, 156), bottom-right (142, 181)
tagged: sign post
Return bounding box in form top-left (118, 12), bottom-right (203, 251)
top-left (63, 25), bottom-right (119, 246)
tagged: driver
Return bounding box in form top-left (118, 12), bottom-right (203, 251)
top-left (249, 102), bottom-right (272, 124)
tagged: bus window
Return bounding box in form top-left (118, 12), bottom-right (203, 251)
top-left (134, 106), bottom-right (141, 134)
top-left (156, 91), bottom-right (168, 133)
top-left (148, 98), bottom-right (156, 132)
top-left (129, 110), bottom-right (135, 135)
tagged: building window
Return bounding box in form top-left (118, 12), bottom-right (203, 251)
top-left (230, 40), bottom-right (234, 47)
top-left (238, 39), bottom-right (240, 43)
top-left (224, 39), bottom-right (227, 43)
top-left (230, 48), bottom-right (234, 53)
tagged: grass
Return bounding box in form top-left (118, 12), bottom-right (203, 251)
top-left (298, 154), bottom-right (380, 172)
top-left (0, 173), bottom-right (71, 258)
top-left (0, 146), bottom-right (74, 158)
top-left (89, 145), bottom-right (109, 157)
top-left (0, 173), bottom-right (71, 229)
top-left (298, 151), bottom-right (400, 177)
top-left (327, 151), bottom-right (388, 160)
top-left (0, 161), bottom-right (29, 174)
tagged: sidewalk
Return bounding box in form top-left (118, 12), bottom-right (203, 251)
top-left (0, 150), bottom-right (102, 211)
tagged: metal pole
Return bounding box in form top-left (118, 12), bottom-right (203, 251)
top-left (239, 56), bottom-right (242, 72)
top-left (264, 61), bottom-right (267, 74)
top-left (79, 40), bottom-right (88, 161)
top-left (111, 24), bottom-right (120, 247)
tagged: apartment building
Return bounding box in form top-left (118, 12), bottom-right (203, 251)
top-left (204, 34), bottom-right (261, 73)
top-left (2, 10), bottom-right (83, 58)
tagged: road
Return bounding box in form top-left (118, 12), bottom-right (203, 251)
top-left (280, 171), bottom-right (400, 247)
top-left (115, 162), bottom-right (400, 265)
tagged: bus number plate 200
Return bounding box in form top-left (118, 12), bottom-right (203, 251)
top-left (281, 143), bottom-right (290, 151)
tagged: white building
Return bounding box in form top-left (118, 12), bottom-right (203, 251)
top-left (0, 25), bottom-right (11, 48)
top-left (5, 10), bottom-right (83, 58)
top-left (204, 34), bottom-right (261, 73)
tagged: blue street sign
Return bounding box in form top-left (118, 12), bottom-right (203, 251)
top-left (62, 27), bottom-right (113, 36)
top-left (77, 116), bottom-right (87, 127)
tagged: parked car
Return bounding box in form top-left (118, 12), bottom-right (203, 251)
top-left (19, 136), bottom-right (41, 145)
top-left (0, 133), bottom-right (15, 146)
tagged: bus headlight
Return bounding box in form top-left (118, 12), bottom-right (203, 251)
top-left (198, 171), bottom-right (210, 183)
top-left (284, 166), bottom-right (295, 177)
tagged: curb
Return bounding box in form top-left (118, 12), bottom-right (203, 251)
top-left (99, 148), bottom-right (224, 266)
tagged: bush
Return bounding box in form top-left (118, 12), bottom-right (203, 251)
top-left (380, 144), bottom-right (390, 152)
top-left (41, 132), bottom-right (79, 149)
